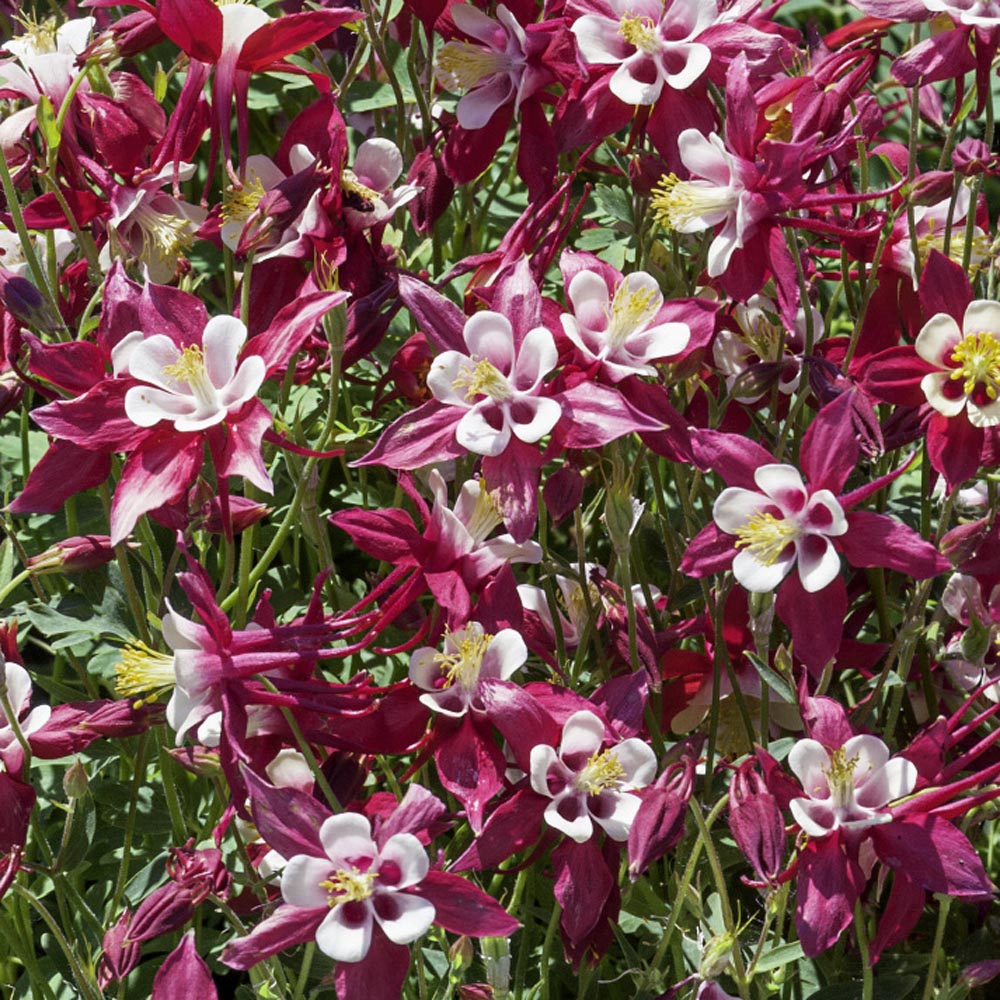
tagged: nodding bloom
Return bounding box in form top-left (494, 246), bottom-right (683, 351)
top-left (280, 813), bottom-right (435, 963)
top-left (915, 299), bottom-right (1000, 428)
top-left (426, 311), bottom-right (561, 456)
top-left (570, 0), bottom-right (714, 106)
top-left (712, 464), bottom-right (847, 595)
top-left (409, 623), bottom-right (527, 717)
top-left (560, 269), bottom-right (690, 381)
top-left (788, 735), bottom-right (917, 836)
top-left (529, 709), bottom-right (657, 843)
top-left (651, 128), bottom-right (761, 279)
top-left (434, 4), bottom-right (547, 129)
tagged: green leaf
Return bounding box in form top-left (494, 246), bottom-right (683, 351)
top-left (36, 94), bottom-right (61, 151)
top-left (754, 940), bottom-right (805, 973)
top-left (593, 183), bottom-right (633, 226)
top-left (745, 651), bottom-right (796, 704)
top-left (808, 975), bottom-right (920, 1000)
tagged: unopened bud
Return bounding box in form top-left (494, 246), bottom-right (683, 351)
top-left (166, 746), bottom-right (222, 778)
top-left (63, 760), bottom-right (89, 799)
top-left (960, 616), bottom-right (992, 663)
top-left (604, 489), bottom-right (641, 557)
top-left (29, 535), bottom-right (116, 575)
top-left (905, 170), bottom-right (954, 207)
top-left (449, 935), bottom-right (474, 970)
top-left (700, 930), bottom-right (736, 979)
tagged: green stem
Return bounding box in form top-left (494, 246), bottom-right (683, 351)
top-left (920, 896), bottom-right (952, 1000)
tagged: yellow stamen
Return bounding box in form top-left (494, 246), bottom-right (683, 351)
top-left (221, 176), bottom-right (266, 224)
top-left (137, 211), bottom-right (197, 268)
top-left (575, 748), bottom-right (626, 796)
top-left (341, 170), bottom-right (381, 206)
top-left (115, 642), bottom-right (175, 702)
top-left (822, 747), bottom-right (861, 808)
top-left (607, 280), bottom-right (660, 348)
top-left (13, 13), bottom-right (59, 54)
top-left (464, 480), bottom-right (504, 542)
top-left (451, 357), bottom-right (512, 402)
top-left (949, 331), bottom-right (1000, 400)
top-left (163, 344), bottom-right (207, 385)
top-left (915, 224), bottom-right (991, 276)
top-left (618, 13), bottom-right (659, 53)
top-left (734, 511), bottom-right (798, 566)
top-left (650, 174), bottom-right (737, 232)
top-left (434, 628), bottom-right (494, 691)
top-left (320, 867), bottom-right (378, 906)
top-left (435, 42), bottom-right (508, 92)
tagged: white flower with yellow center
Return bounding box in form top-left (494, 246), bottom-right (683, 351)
top-left (571, 0), bottom-right (714, 105)
top-left (916, 300), bottom-right (1000, 428)
top-left (122, 317), bottom-right (266, 433)
top-left (426, 311), bottom-right (561, 456)
top-left (281, 813), bottom-right (435, 963)
top-left (788, 735), bottom-right (916, 836)
top-left (561, 269), bottom-right (690, 381)
top-left (409, 622), bottom-right (527, 716)
top-left (713, 464), bottom-right (847, 594)
top-left (530, 709), bottom-right (656, 843)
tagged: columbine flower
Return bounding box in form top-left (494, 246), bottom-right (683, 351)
top-left (651, 129), bottom-right (756, 278)
top-left (426, 312), bottom-right (561, 456)
top-left (120, 316), bottom-right (266, 434)
top-left (434, 4), bottom-right (543, 129)
top-left (560, 269), bottom-right (690, 381)
top-left (570, 0), bottom-right (714, 106)
top-left (0, 658), bottom-right (51, 768)
top-left (409, 623), bottom-right (527, 717)
top-left (529, 709), bottom-right (656, 843)
top-left (342, 138), bottom-right (421, 230)
top-left (712, 464), bottom-right (847, 594)
top-left (915, 299), bottom-right (1000, 428)
top-left (280, 813), bottom-right (434, 963)
top-left (788, 735), bottom-right (917, 836)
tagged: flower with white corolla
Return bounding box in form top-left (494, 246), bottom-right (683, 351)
top-left (714, 295), bottom-right (822, 402)
top-left (342, 138), bottom-right (422, 230)
top-left (651, 129), bottom-right (762, 278)
top-left (409, 623), bottom-right (527, 717)
top-left (530, 709), bottom-right (657, 843)
top-left (435, 4), bottom-right (543, 129)
top-left (939, 573), bottom-right (1000, 702)
top-left (713, 464), bottom-right (847, 594)
top-left (426, 312), bottom-right (561, 456)
top-left (107, 165), bottom-right (208, 284)
top-left (560, 269), bottom-right (690, 381)
top-left (0, 658), bottom-right (51, 769)
top-left (788, 736), bottom-right (917, 837)
top-left (280, 813), bottom-right (435, 963)
top-left (121, 317), bottom-right (266, 433)
top-left (571, 0), bottom-right (715, 106)
top-left (915, 300), bottom-right (1000, 428)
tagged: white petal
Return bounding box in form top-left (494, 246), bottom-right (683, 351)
top-left (218, 355), bottom-right (266, 408)
top-left (967, 397), bottom-right (1000, 428)
top-left (456, 404), bottom-right (511, 456)
top-left (804, 490), bottom-right (848, 536)
top-left (127, 335), bottom-right (183, 391)
top-left (712, 487), bottom-right (770, 534)
top-left (463, 312), bottom-right (515, 371)
top-left (514, 326), bottom-right (559, 389)
top-left (961, 299), bottom-right (1000, 337)
top-left (479, 629), bottom-right (528, 680)
top-left (678, 130), bottom-right (734, 187)
top-left (611, 738), bottom-right (657, 786)
top-left (378, 833), bottom-right (429, 889)
top-left (795, 535), bottom-right (841, 594)
top-left (570, 14), bottom-right (628, 64)
top-left (593, 791), bottom-right (640, 841)
top-left (374, 891), bottom-right (436, 944)
top-left (559, 710), bottom-right (606, 759)
top-left (319, 813), bottom-right (376, 866)
top-left (609, 58), bottom-right (664, 106)
top-left (281, 855), bottom-right (334, 909)
top-left (202, 315), bottom-right (247, 387)
top-left (661, 42), bottom-right (711, 90)
top-left (788, 739), bottom-right (831, 795)
top-left (315, 905), bottom-right (373, 963)
top-left (450, 2), bottom-right (504, 43)
top-left (789, 797), bottom-right (836, 837)
top-left (732, 547), bottom-right (794, 592)
top-left (921, 372), bottom-right (968, 417)
top-left (456, 76), bottom-right (515, 130)
top-left (529, 744), bottom-right (561, 797)
top-left (509, 396), bottom-right (561, 444)
top-left (855, 758), bottom-right (917, 809)
top-left (915, 313), bottom-right (962, 367)
top-left (753, 464), bottom-right (808, 509)
top-left (427, 351), bottom-right (476, 407)
top-left (353, 139), bottom-right (403, 193)
top-left (543, 794), bottom-right (594, 842)
top-left (124, 385), bottom-right (198, 427)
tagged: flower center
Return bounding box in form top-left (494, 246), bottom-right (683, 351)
top-left (650, 174), bottom-right (738, 232)
top-left (822, 747), bottom-right (860, 810)
top-left (575, 748), bottom-right (626, 795)
top-left (221, 176), bottom-right (266, 225)
top-left (436, 42), bottom-right (508, 91)
top-left (734, 511), bottom-right (799, 565)
top-left (915, 224), bottom-right (990, 275)
top-left (320, 867), bottom-right (378, 906)
top-left (464, 481), bottom-right (504, 543)
top-left (434, 629), bottom-right (493, 691)
top-left (163, 344), bottom-right (220, 409)
top-left (452, 357), bottom-right (512, 402)
top-left (618, 13), bottom-right (659, 53)
top-left (13, 13), bottom-right (59, 55)
top-left (132, 206), bottom-right (197, 268)
top-left (115, 642), bottom-right (176, 703)
top-left (949, 330), bottom-right (1000, 401)
top-left (607, 280), bottom-right (660, 348)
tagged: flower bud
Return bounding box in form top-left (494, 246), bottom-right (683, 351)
top-left (28, 535), bottom-right (116, 575)
top-left (62, 760), bottom-right (89, 800)
top-left (700, 929), bottom-right (736, 979)
top-left (728, 760), bottom-right (786, 886)
top-left (905, 170), bottom-right (955, 207)
top-left (953, 138), bottom-right (996, 177)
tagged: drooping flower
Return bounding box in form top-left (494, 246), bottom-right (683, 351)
top-left (529, 709), bottom-right (657, 843)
